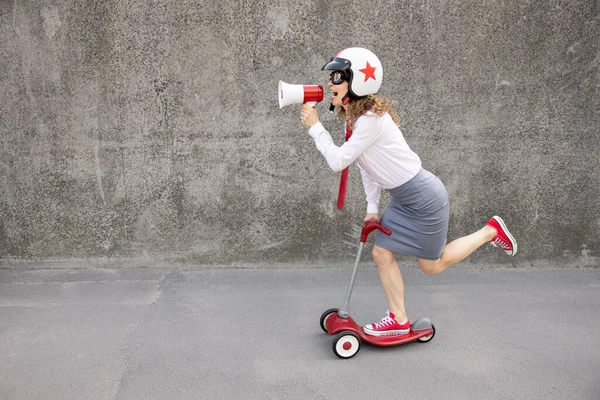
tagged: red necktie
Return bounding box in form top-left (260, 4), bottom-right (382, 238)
top-left (337, 124), bottom-right (353, 210)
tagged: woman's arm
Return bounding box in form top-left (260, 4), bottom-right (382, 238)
top-left (358, 163), bottom-right (382, 216)
top-left (306, 113), bottom-right (384, 172)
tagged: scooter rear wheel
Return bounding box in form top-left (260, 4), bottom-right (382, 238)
top-left (319, 308), bottom-right (339, 333)
top-left (332, 331), bottom-right (361, 359)
top-left (417, 324), bottom-right (435, 343)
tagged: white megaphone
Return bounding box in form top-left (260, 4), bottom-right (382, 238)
top-left (278, 81), bottom-right (324, 108)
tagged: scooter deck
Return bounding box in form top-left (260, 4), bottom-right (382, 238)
top-left (326, 313), bottom-right (433, 347)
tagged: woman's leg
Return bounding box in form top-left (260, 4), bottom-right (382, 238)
top-left (418, 224), bottom-right (497, 275)
top-left (372, 245), bottom-right (408, 323)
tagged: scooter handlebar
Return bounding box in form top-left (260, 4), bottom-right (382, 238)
top-left (361, 219), bottom-right (392, 243)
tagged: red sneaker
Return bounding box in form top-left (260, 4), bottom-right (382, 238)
top-left (363, 311), bottom-right (410, 336)
top-left (487, 216), bottom-right (517, 256)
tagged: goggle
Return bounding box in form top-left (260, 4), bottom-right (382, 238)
top-left (329, 70), bottom-right (349, 85)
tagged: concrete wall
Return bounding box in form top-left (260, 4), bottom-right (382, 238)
top-left (1, 0), bottom-right (599, 266)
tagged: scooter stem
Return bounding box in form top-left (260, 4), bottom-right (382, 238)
top-left (337, 220), bottom-right (392, 319)
top-left (338, 242), bottom-right (364, 318)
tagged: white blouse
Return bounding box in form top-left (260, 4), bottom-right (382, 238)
top-left (307, 112), bottom-right (422, 214)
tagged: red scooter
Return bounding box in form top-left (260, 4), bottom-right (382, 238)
top-left (320, 220), bottom-right (435, 359)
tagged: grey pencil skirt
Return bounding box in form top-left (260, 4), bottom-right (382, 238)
top-left (374, 169), bottom-right (449, 260)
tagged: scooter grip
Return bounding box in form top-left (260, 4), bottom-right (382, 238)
top-left (360, 220), bottom-right (392, 243)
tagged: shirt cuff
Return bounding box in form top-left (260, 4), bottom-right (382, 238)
top-left (367, 203), bottom-right (379, 214)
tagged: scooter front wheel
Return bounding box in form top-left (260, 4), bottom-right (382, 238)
top-left (319, 308), bottom-right (339, 333)
top-left (332, 331), bottom-right (361, 359)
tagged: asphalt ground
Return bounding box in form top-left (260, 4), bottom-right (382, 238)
top-left (1, 263), bottom-right (599, 400)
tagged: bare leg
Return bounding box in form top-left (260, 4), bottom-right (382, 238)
top-left (372, 245), bottom-right (408, 323)
top-left (418, 225), bottom-right (497, 276)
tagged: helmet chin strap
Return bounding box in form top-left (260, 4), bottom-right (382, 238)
top-left (329, 94), bottom-right (351, 112)
top-left (329, 93), bottom-right (354, 112)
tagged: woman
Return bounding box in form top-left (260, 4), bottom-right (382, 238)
top-left (300, 47), bottom-right (517, 337)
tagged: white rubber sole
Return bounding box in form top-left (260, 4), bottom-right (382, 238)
top-left (363, 326), bottom-right (410, 337)
top-left (492, 216), bottom-right (518, 256)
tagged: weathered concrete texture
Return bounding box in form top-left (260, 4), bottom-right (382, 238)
top-left (0, 0), bottom-right (599, 265)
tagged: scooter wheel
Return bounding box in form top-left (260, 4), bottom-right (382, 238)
top-left (319, 308), bottom-right (339, 333)
top-left (332, 331), bottom-right (361, 359)
top-left (417, 324), bottom-right (435, 343)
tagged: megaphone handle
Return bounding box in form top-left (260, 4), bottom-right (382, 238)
top-left (305, 102), bottom-right (317, 108)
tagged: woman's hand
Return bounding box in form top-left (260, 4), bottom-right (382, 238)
top-left (364, 213), bottom-right (379, 222)
top-left (301, 104), bottom-right (319, 128)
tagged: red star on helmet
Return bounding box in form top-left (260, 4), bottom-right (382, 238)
top-left (359, 61), bottom-right (377, 82)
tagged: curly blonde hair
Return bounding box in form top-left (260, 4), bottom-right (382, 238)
top-left (338, 95), bottom-right (401, 129)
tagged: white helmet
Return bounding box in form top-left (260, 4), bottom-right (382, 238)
top-left (322, 47), bottom-right (383, 100)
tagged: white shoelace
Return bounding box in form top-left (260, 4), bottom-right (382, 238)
top-left (492, 236), bottom-right (510, 250)
top-left (374, 312), bottom-right (396, 329)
